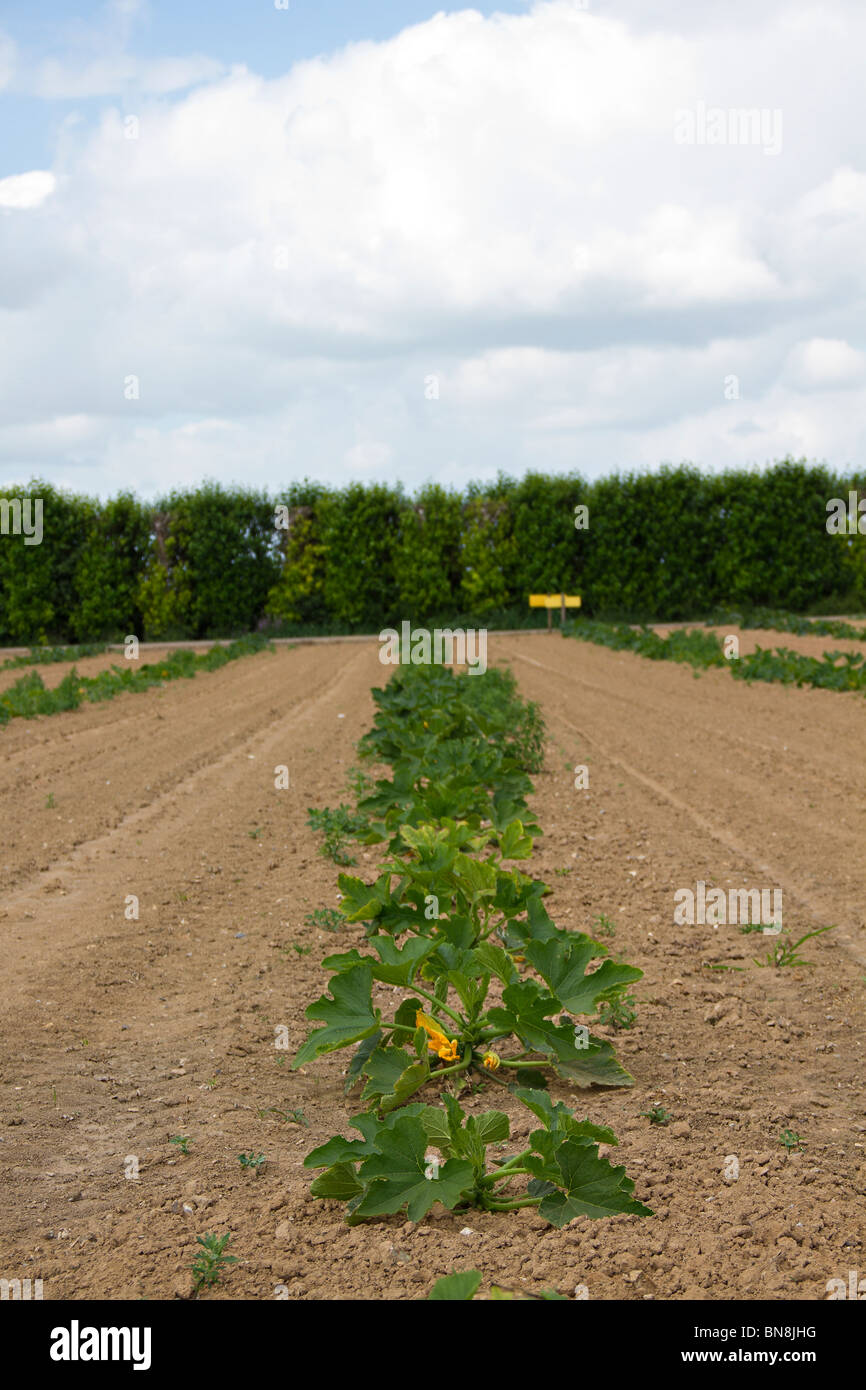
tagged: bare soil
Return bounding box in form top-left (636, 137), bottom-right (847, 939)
top-left (0, 633), bottom-right (864, 1300)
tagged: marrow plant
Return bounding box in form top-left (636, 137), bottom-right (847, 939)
top-left (295, 662), bottom-right (651, 1228)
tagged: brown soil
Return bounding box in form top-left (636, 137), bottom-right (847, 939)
top-left (0, 634), bottom-right (864, 1301)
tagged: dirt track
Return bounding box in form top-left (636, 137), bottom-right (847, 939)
top-left (1, 634), bottom-right (864, 1300)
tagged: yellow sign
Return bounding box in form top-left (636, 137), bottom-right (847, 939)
top-left (529, 594), bottom-right (582, 608)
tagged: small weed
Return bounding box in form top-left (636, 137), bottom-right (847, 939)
top-left (191, 1232), bottom-right (237, 1291)
top-left (306, 804), bottom-right (364, 866)
top-left (755, 925), bottom-right (836, 969)
top-left (597, 994), bottom-right (637, 1031)
top-left (639, 1103), bottom-right (672, 1126)
top-left (304, 907), bottom-right (344, 932)
top-left (238, 1152), bottom-right (266, 1172)
top-left (261, 1106), bottom-right (308, 1126)
top-left (290, 942), bottom-right (312, 956)
top-left (348, 765), bottom-right (374, 801)
top-left (170, 1135), bottom-right (192, 1155)
top-left (779, 1128), bottom-right (806, 1153)
top-left (248, 827), bottom-right (262, 840)
top-left (45, 792), bottom-right (55, 809)
top-left (592, 913), bottom-right (616, 938)
top-left (554, 866), bottom-right (572, 878)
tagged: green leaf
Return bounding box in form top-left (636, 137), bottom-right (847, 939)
top-left (336, 872), bottom-right (390, 922)
top-left (515, 1088), bottom-right (617, 1145)
top-left (538, 1140), bottom-right (653, 1225)
top-left (473, 940), bottom-right (516, 985)
top-left (428, 1269), bottom-right (482, 1301)
top-left (549, 1035), bottom-right (634, 1089)
top-left (359, 1044), bottom-right (430, 1112)
top-left (303, 1111), bottom-right (382, 1167)
top-left (453, 853), bottom-right (498, 901)
top-left (320, 949), bottom-right (365, 973)
top-left (419, 1105), bottom-right (454, 1151)
top-left (525, 937), bottom-right (643, 1015)
top-left (345, 1031), bottom-right (382, 1091)
top-left (474, 1110), bottom-right (510, 1146)
top-left (368, 934), bottom-right (438, 985)
top-left (391, 996), bottom-right (425, 1044)
top-left (514, 1068), bottom-right (549, 1089)
top-left (353, 1114), bottom-right (475, 1222)
top-left (309, 1163), bottom-right (365, 1202)
top-left (292, 963), bottom-right (380, 1067)
top-left (487, 980), bottom-right (634, 1088)
top-left (498, 819), bottom-right (533, 860)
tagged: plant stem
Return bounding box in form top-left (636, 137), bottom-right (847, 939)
top-left (408, 983), bottom-right (464, 1028)
top-left (471, 1060), bottom-right (511, 1088)
top-left (486, 1195), bottom-right (542, 1211)
top-left (430, 1048), bottom-right (472, 1080)
top-left (497, 1057), bottom-right (549, 1069)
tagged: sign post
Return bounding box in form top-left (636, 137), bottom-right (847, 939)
top-left (529, 594), bottom-right (582, 630)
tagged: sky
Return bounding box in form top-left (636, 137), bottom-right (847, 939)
top-left (0, 0), bottom-right (864, 500)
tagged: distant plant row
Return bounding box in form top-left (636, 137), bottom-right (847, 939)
top-left (0, 634), bottom-right (273, 727)
top-left (1, 460), bottom-right (863, 644)
top-left (565, 620), bottom-right (866, 694)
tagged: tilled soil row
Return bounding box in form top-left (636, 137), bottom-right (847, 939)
top-left (0, 635), bottom-right (863, 1300)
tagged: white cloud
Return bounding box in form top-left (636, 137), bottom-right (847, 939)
top-left (784, 338), bottom-right (866, 389)
top-left (0, 171), bottom-right (56, 209)
top-left (1, 0), bottom-right (865, 495)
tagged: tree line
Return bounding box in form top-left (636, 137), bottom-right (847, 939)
top-left (0, 461), bottom-right (863, 643)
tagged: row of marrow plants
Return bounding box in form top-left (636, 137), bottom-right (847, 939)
top-left (293, 661), bottom-right (653, 1229)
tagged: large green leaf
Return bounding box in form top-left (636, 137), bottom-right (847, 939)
top-left (486, 980), bottom-right (633, 1087)
top-left (536, 1140), bottom-right (653, 1225)
top-left (309, 1162), bottom-right (365, 1203)
top-left (473, 940), bottom-right (516, 984)
top-left (292, 963), bottom-right (380, 1068)
top-left (336, 872), bottom-right (391, 922)
top-left (303, 1111), bottom-right (382, 1169)
top-left (359, 1044), bottom-right (430, 1111)
top-left (525, 937), bottom-right (642, 1015)
top-left (428, 1269), bottom-right (482, 1301)
top-left (352, 1114), bottom-right (475, 1222)
top-left (475, 1110), bottom-right (510, 1146)
top-left (515, 1088), bottom-right (617, 1145)
top-left (497, 819), bottom-right (534, 860)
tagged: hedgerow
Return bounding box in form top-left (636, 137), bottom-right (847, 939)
top-left (2, 461), bottom-right (863, 643)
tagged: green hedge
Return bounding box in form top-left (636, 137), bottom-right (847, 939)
top-left (1, 461), bottom-right (863, 643)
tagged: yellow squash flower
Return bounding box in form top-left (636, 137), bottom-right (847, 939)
top-left (415, 1010), bottom-right (459, 1062)
top-left (482, 1051), bottom-right (500, 1071)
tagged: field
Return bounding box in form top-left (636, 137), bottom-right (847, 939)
top-left (1, 629), bottom-right (864, 1300)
